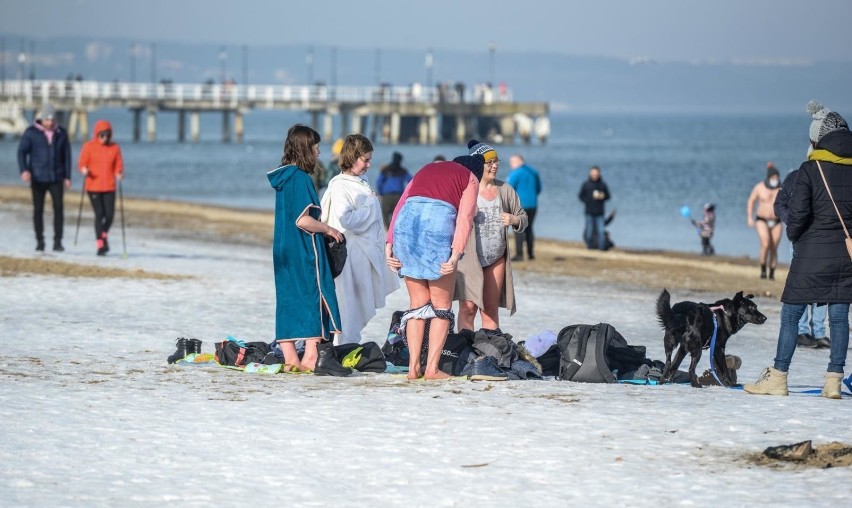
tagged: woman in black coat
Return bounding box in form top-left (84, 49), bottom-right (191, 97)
top-left (745, 100), bottom-right (852, 399)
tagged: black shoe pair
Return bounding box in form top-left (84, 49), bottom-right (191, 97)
top-left (167, 337), bottom-right (203, 364)
top-left (796, 334), bottom-right (819, 348)
top-left (314, 341), bottom-right (353, 377)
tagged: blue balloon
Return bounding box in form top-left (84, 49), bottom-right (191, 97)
top-left (680, 205), bottom-right (692, 218)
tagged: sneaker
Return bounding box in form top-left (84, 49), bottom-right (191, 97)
top-left (697, 355), bottom-right (742, 386)
top-left (815, 337), bottom-right (831, 348)
top-left (822, 372), bottom-right (843, 399)
top-left (796, 334), bottom-right (819, 348)
top-left (468, 356), bottom-right (508, 381)
top-left (743, 367), bottom-right (788, 396)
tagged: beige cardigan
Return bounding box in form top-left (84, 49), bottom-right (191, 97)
top-left (453, 179), bottom-right (528, 314)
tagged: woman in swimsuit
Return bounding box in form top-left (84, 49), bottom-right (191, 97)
top-left (747, 162), bottom-right (783, 279)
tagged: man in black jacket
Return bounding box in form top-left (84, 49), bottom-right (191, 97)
top-left (17, 104), bottom-right (72, 252)
top-left (578, 165), bottom-right (610, 250)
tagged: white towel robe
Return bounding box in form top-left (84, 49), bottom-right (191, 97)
top-left (321, 174), bottom-right (400, 344)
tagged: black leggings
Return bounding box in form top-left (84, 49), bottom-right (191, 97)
top-left (88, 191), bottom-right (116, 241)
top-left (514, 207), bottom-right (537, 258)
top-left (31, 181), bottom-right (64, 242)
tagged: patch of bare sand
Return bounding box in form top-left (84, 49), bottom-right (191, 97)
top-left (0, 255), bottom-right (186, 279)
top-left (744, 442), bottom-right (852, 470)
top-left (0, 185), bottom-right (786, 295)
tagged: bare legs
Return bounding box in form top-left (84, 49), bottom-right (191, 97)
top-left (458, 256), bottom-right (506, 331)
top-left (768, 223), bottom-right (782, 271)
top-left (404, 273), bottom-right (456, 380)
top-left (756, 220), bottom-right (782, 277)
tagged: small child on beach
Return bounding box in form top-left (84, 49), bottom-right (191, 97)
top-left (691, 203), bottom-right (716, 256)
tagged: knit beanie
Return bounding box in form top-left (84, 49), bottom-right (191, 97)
top-left (807, 100), bottom-right (849, 143)
top-left (39, 103), bottom-right (56, 121)
top-left (467, 139), bottom-right (497, 162)
top-left (765, 163), bottom-right (780, 189)
top-left (452, 154), bottom-right (485, 181)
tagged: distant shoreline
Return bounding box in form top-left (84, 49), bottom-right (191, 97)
top-left (0, 184), bottom-right (787, 297)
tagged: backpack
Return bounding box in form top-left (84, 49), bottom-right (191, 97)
top-left (381, 311), bottom-right (474, 375)
top-left (556, 323), bottom-right (646, 383)
top-left (214, 338), bottom-right (271, 367)
top-left (335, 342), bottom-right (387, 373)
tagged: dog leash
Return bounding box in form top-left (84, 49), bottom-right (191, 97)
top-left (707, 305), bottom-right (728, 387)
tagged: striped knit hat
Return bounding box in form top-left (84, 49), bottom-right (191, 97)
top-left (467, 139), bottom-right (497, 162)
top-left (807, 100), bottom-right (848, 143)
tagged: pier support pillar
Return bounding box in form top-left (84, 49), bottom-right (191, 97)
top-left (190, 111), bottom-right (200, 143)
top-left (370, 115), bottom-right (380, 141)
top-left (428, 115), bottom-right (438, 145)
top-left (235, 111), bottom-right (244, 143)
top-left (78, 111), bottom-right (88, 140)
top-left (68, 110), bottom-right (78, 141)
top-left (146, 108), bottom-right (157, 143)
top-left (339, 110), bottom-right (350, 139)
top-left (499, 115), bottom-right (515, 144)
top-left (390, 113), bottom-right (400, 144)
top-left (311, 111), bottom-right (320, 132)
top-left (178, 110), bottom-right (186, 143)
top-left (222, 110), bottom-right (231, 143)
top-left (351, 114), bottom-right (362, 135)
top-left (455, 115), bottom-right (466, 144)
top-left (418, 116), bottom-right (428, 144)
top-left (133, 109), bottom-right (141, 142)
top-left (323, 113), bottom-right (333, 141)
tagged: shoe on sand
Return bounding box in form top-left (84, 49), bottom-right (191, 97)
top-left (743, 367), bottom-right (788, 396)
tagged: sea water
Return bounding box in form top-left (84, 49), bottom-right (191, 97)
top-left (0, 109), bottom-right (810, 262)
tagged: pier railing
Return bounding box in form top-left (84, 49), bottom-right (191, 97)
top-left (0, 79), bottom-right (513, 109)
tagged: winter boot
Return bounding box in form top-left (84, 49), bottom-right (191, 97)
top-left (769, 267), bottom-right (775, 280)
top-left (167, 338), bottom-right (189, 364)
top-left (53, 240), bottom-right (64, 252)
top-left (760, 264), bottom-right (767, 279)
top-left (314, 341), bottom-right (353, 377)
top-left (187, 338), bottom-right (203, 354)
top-left (36, 239), bottom-right (45, 252)
top-left (822, 372), bottom-right (844, 399)
top-left (743, 367), bottom-right (788, 396)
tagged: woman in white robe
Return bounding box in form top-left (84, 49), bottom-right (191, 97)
top-left (320, 134), bottom-right (399, 344)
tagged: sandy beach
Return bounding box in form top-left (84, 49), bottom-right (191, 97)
top-left (0, 185), bottom-right (787, 296)
top-left (3, 183), bottom-right (849, 507)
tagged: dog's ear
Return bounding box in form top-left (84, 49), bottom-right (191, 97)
top-left (746, 294), bottom-right (755, 300)
top-left (734, 291), bottom-right (744, 301)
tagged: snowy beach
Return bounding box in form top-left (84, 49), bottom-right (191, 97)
top-left (1, 189), bottom-right (850, 507)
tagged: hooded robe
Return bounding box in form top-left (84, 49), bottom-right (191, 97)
top-left (268, 164), bottom-right (341, 341)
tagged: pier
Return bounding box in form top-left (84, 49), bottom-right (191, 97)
top-left (0, 79), bottom-right (549, 144)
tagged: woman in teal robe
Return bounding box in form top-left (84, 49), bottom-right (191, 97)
top-left (268, 125), bottom-right (344, 372)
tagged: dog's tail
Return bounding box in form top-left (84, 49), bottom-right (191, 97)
top-left (656, 288), bottom-right (681, 332)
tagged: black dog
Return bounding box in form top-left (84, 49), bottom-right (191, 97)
top-left (655, 289), bottom-right (767, 387)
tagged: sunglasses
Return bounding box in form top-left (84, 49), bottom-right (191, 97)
top-left (98, 131), bottom-right (112, 139)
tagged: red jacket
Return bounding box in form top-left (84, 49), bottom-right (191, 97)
top-left (78, 120), bottom-right (123, 192)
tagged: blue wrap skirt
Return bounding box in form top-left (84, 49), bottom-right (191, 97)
top-left (392, 196), bottom-right (456, 281)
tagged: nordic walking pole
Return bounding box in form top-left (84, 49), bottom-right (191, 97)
top-left (119, 179), bottom-right (127, 258)
top-left (73, 179), bottom-right (86, 246)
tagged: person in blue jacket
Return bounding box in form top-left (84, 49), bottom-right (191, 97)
top-left (507, 154), bottom-right (542, 261)
top-left (17, 103), bottom-right (72, 252)
top-left (375, 151), bottom-right (412, 228)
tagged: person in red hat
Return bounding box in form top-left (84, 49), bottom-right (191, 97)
top-left (78, 120), bottom-right (123, 255)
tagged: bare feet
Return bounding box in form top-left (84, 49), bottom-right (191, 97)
top-left (423, 369), bottom-right (451, 380)
top-left (407, 366), bottom-right (423, 380)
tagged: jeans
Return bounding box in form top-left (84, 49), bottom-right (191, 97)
top-left (797, 303), bottom-right (826, 338)
top-left (775, 302), bottom-right (849, 373)
top-left (583, 213), bottom-right (606, 250)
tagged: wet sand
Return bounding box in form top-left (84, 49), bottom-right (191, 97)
top-left (0, 184), bottom-right (787, 297)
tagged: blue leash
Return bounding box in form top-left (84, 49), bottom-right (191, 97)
top-left (707, 313), bottom-right (727, 387)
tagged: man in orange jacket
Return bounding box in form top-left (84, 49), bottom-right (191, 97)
top-left (79, 120), bottom-right (123, 255)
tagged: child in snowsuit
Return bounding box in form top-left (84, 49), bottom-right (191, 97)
top-left (692, 203), bottom-right (715, 256)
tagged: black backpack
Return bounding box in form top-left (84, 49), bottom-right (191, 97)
top-left (556, 323), bottom-right (646, 383)
top-left (335, 342), bottom-right (387, 373)
top-left (214, 340), bottom-right (270, 367)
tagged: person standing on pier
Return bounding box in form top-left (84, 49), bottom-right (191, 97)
top-left (78, 120), bottom-right (124, 256)
top-left (16, 103), bottom-right (72, 252)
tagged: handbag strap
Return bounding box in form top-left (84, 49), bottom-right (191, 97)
top-left (816, 160), bottom-right (852, 240)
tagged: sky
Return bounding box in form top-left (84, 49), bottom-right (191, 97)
top-left (2, 0), bottom-right (852, 62)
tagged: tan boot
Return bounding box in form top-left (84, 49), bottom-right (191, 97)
top-left (743, 367), bottom-right (789, 396)
top-left (822, 372), bottom-right (844, 399)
